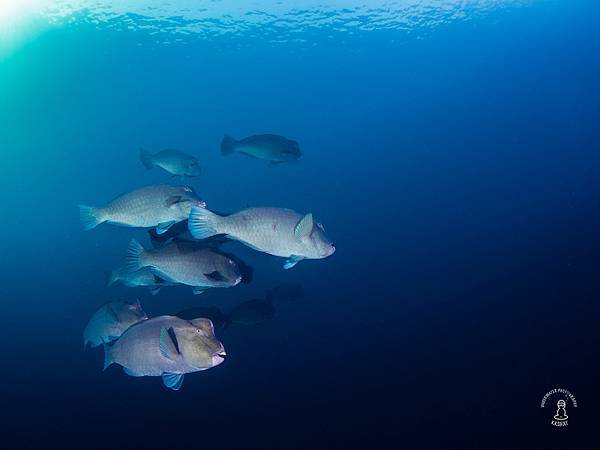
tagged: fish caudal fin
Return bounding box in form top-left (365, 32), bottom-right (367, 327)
top-left (188, 207), bottom-right (221, 239)
top-left (221, 135), bottom-right (237, 156)
top-left (139, 148), bottom-right (154, 169)
top-left (125, 239), bottom-right (147, 272)
top-left (78, 205), bottom-right (103, 230)
top-left (103, 343), bottom-right (115, 370)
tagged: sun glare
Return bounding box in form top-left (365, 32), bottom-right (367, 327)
top-left (0, 1), bottom-right (44, 57)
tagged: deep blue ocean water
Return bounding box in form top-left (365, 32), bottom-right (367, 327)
top-left (1, 1), bottom-right (599, 448)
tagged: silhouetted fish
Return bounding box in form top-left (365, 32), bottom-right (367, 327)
top-left (265, 282), bottom-right (304, 303)
top-left (140, 148), bottom-right (201, 178)
top-left (226, 298), bottom-right (275, 327)
top-left (221, 134), bottom-right (301, 163)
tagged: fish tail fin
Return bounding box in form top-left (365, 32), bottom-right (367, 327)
top-left (125, 239), bottom-right (147, 272)
top-left (104, 270), bottom-right (117, 287)
top-left (221, 134), bottom-right (237, 156)
top-left (188, 207), bottom-right (221, 239)
top-left (103, 343), bottom-right (115, 370)
top-left (139, 148), bottom-right (154, 169)
top-left (78, 205), bottom-right (103, 230)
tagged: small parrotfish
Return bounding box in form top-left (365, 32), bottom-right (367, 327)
top-left (140, 148), bottom-right (201, 178)
top-left (221, 134), bottom-right (301, 163)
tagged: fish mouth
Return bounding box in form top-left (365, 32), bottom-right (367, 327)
top-left (212, 351), bottom-right (227, 365)
top-left (197, 200), bottom-right (207, 208)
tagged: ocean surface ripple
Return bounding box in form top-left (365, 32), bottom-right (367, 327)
top-left (41, 0), bottom-right (526, 41)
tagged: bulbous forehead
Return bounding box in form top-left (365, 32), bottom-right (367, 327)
top-left (189, 318), bottom-right (215, 334)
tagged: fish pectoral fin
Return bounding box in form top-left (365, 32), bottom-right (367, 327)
top-left (159, 326), bottom-right (181, 360)
top-left (294, 213), bottom-right (314, 239)
top-left (149, 268), bottom-right (178, 283)
top-left (156, 221), bottom-right (176, 235)
top-left (165, 195), bottom-right (183, 207)
top-left (162, 373), bottom-right (184, 391)
top-left (204, 270), bottom-right (227, 282)
top-left (283, 255), bottom-right (304, 270)
top-left (192, 286), bottom-right (207, 295)
top-left (123, 367), bottom-right (142, 377)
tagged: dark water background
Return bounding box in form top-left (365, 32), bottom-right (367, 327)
top-left (0, 1), bottom-right (599, 448)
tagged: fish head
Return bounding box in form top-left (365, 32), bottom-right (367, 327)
top-left (172, 194), bottom-right (207, 217)
top-left (209, 256), bottom-right (242, 286)
top-left (179, 319), bottom-right (227, 369)
top-left (124, 301), bottom-right (148, 321)
top-left (184, 158), bottom-right (201, 177)
top-left (279, 140), bottom-right (301, 160)
top-left (304, 221), bottom-right (336, 259)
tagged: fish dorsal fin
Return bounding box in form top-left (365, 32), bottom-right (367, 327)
top-left (162, 372), bottom-right (184, 391)
top-left (165, 195), bottom-right (183, 207)
top-left (159, 326), bottom-right (181, 360)
top-left (294, 213), bottom-right (314, 239)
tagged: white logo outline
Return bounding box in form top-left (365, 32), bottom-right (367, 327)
top-left (540, 388), bottom-right (577, 428)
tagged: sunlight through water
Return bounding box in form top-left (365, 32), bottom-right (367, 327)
top-left (36, 0), bottom-right (528, 41)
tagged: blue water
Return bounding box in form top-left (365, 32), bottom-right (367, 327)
top-left (1, 1), bottom-right (598, 448)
